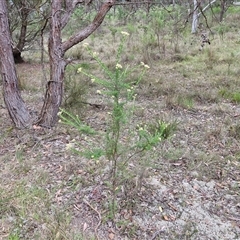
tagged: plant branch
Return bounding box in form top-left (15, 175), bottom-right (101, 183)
top-left (62, 0), bottom-right (115, 52)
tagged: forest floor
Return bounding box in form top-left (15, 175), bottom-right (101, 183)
top-left (0, 57), bottom-right (239, 239)
top-left (1, 7), bottom-right (240, 237)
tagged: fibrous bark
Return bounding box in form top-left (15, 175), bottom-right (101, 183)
top-left (37, 0), bottom-right (115, 127)
top-left (0, 0), bottom-right (31, 128)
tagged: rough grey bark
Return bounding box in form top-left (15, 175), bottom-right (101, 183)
top-left (37, 0), bottom-right (115, 127)
top-left (0, 0), bottom-right (31, 128)
top-left (36, 0), bottom-right (66, 127)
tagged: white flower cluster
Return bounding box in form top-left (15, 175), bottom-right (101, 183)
top-left (92, 52), bottom-right (99, 57)
top-left (83, 42), bottom-right (89, 48)
top-left (140, 61), bottom-right (150, 69)
top-left (116, 63), bottom-right (123, 69)
top-left (121, 31), bottom-right (130, 36)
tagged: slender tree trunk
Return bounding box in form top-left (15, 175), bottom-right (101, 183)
top-left (219, 0), bottom-right (225, 22)
top-left (0, 0), bottom-right (31, 128)
top-left (192, 0), bottom-right (198, 33)
top-left (36, 1), bottom-right (66, 127)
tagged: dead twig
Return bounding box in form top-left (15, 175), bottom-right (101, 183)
top-left (83, 198), bottom-right (102, 240)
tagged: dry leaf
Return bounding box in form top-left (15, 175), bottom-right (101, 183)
top-left (83, 222), bottom-right (88, 232)
top-left (108, 232), bottom-right (115, 239)
top-left (163, 215), bottom-right (169, 221)
top-left (172, 162), bottom-right (182, 166)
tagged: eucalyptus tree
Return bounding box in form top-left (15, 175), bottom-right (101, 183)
top-left (37, 0), bottom-right (116, 127)
top-left (0, 0), bottom-right (116, 129)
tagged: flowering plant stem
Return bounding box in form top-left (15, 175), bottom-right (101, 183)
top-left (59, 32), bottom-right (174, 221)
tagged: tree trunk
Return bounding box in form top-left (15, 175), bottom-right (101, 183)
top-left (0, 0), bottom-right (31, 128)
top-left (37, 0), bottom-right (115, 128)
top-left (219, 0), bottom-right (225, 22)
top-left (36, 1), bottom-right (66, 127)
top-left (13, 48), bottom-right (24, 63)
top-left (191, 0), bottom-right (198, 33)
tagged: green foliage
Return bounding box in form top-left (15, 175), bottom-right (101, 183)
top-left (115, 6), bottom-right (129, 21)
top-left (213, 21), bottom-right (229, 39)
top-left (80, 148), bottom-right (104, 160)
top-left (218, 87), bottom-right (230, 98)
top-left (109, 26), bottom-right (118, 40)
top-left (8, 233), bottom-right (20, 240)
top-left (126, 22), bottom-right (136, 36)
top-left (166, 94), bottom-right (194, 109)
top-left (136, 120), bottom-right (176, 151)
top-left (211, 6), bottom-right (221, 14)
top-left (232, 92), bottom-right (240, 103)
top-left (150, 8), bottom-right (168, 30)
top-left (59, 108), bottom-right (95, 135)
top-left (226, 5), bottom-right (240, 14)
top-left (60, 32), bottom-right (175, 221)
top-left (15, 145), bottom-right (24, 162)
top-left (64, 64), bottom-right (89, 113)
top-left (218, 88), bottom-right (240, 103)
top-left (63, 7), bottom-right (93, 37)
top-left (177, 96), bottom-right (194, 109)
